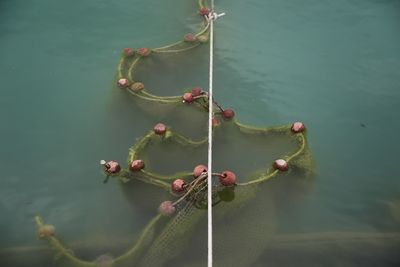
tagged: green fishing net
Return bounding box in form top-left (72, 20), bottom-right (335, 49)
top-left (34, 0), bottom-right (313, 266)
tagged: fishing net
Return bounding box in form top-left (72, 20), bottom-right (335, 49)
top-left (34, 0), bottom-right (313, 266)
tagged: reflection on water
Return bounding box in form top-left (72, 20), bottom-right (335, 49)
top-left (1, 0), bottom-right (400, 266)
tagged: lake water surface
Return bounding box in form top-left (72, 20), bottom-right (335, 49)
top-left (1, 0), bottom-right (400, 266)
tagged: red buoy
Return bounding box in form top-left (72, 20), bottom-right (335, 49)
top-left (183, 92), bottom-right (194, 103)
top-left (191, 87), bottom-right (202, 96)
top-left (171, 179), bottom-right (186, 193)
top-left (219, 171), bottom-right (236, 186)
top-left (137, 48), bottom-right (151, 57)
top-left (274, 159), bottom-right (289, 171)
top-left (130, 159), bottom-right (145, 171)
top-left (123, 48), bottom-right (135, 57)
top-left (153, 123), bottom-right (167, 135)
top-left (104, 160), bottom-right (121, 174)
top-left (212, 117), bottom-right (220, 127)
top-left (291, 122), bottom-right (306, 133)
top-left (130, 82), bottom-right (144, 92)
top-left (38, 224), bottom-right (55, 239)
top-left (197, 35), bottom-right (208, 43)
top-left (222, 108), bottom-right (235, 119)
top-left (193, 164), bottom-right (208, 178)
top-left (184, 33), bottom-right (196, 42)
top-left (117, 78), bottom-right (129, 88)
top-left (199, 7), bottom-right (210, 16)
top-left (159, 201), bottom-right (176, 216)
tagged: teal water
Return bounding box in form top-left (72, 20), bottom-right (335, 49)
top-left (1, 0), bottom-right (400, 266)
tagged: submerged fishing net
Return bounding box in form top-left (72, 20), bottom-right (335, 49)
top-left (35, 0), bottom-right (313, 266)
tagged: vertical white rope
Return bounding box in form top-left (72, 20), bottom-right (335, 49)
top-left (207, 1), bottom-right (215, 267)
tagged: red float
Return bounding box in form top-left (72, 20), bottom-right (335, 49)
top-left (117, 78), bottom-right (129, 88)
top-left (222, 108), bottom-right (235, 119)
top-left (199, 7), bottom-right (210, 16)
top-left (219, 171), bottom-right (237, 186)
top-left (123, 48), bottom-right (135, 57)
top-left (212, 117), bottom-right (220, 127)
top-left (130, 159), bottom-right (145, 171)
top-left (184, 33), bottom-right (196, 42)
top-left (153, 123), bottom-right (167, 135)
top-left (183, 92), bottom-right (194, 103)
top-left (104, 160), bottom-right (121, 174)
top-left (193, 164), bottom-right (208, 178)
top-left (197, 35), bottom-right (208, 43)
top-left (274, 159), bottom-right (289, 171)
top-left (130, 82), bottom-right (144, 92)
top-left (159, 201), bottom-right (176, 216)
top-left (171, 179), bottom-right (186, 193)
top-left (137, 48), bottom-right (151, 57)
top-left (38, 224), bottom-right (55, 239)
top-left (291, 122), bottom-right (306, 133)
top-left (191, 87), bottom-right (202, 96)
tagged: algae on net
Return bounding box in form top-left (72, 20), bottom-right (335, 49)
top-left (34, 0), bottom-right (313, 266)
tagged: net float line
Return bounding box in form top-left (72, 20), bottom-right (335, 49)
top-left (104, 122), bottom-right (310, 189)
top-left (116, 1), bottom-right (211, 103)
top-left (33, 0), bottom-right (314, 265)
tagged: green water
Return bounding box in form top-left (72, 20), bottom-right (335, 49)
top-left (1, 0), bottom-right (400, 266)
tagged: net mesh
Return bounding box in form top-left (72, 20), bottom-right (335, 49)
top-left (34, 0), bottom-right (313, 266)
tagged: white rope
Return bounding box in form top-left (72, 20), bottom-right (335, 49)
top-left (207, 0), bottom-right (215, 267)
